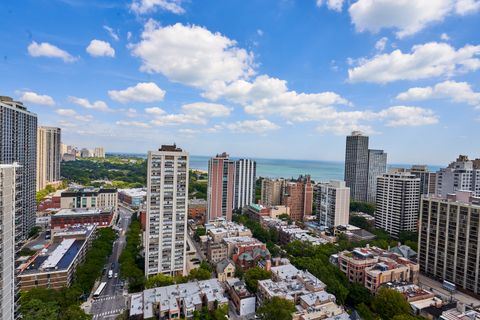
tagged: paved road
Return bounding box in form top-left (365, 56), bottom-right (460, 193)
top-left (89, 206), bottom-right (133, 319)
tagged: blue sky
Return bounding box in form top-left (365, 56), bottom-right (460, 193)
top-left (1, 0), bottom-right (479, 165)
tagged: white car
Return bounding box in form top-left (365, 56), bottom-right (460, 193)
top-left (114, 273), bottom-right (118, 278)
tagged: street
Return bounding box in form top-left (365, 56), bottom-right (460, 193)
top-left (89, 205), bottom-right (133, 319)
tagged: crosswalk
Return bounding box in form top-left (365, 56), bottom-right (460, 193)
top-left (92, 309), bottom-right (124, 319)
top-left (94, 296), bottom-right (118, 302)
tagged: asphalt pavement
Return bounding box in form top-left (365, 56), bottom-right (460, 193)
top-left (88, 205), bottom-right (133, 320)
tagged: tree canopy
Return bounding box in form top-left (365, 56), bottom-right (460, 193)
top-left (257, 297), bottom-right (295, 320)
top-left (244, 267), bottom-right (272, 293)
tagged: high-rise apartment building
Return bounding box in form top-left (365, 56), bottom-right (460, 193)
top-left (145, 145), bottom-right (189, 276)
top-left (375, 170), bottom-right (420, 238)
top-left (283, 175), bottom-right (313, 221)
top-left (207, 152), bottom-right (235, 222)
top-left (315, 180), bottom-right (350, 227)
top-left (94, 146), bottom-right (105, 158)
top-left (345, 131), bottom-right (388, 204)
top-left (260, 178), bottom-right (284, 207)
top-left (233, 159), bottom-right (256, 210)
top-left (36, 126), bottom-right (61, 191)
top-left (436, 155), bottom-right (480, 197)
top-left (0, 164), bottom-right (19, 320)
top-left (0, 96), bottom-right (37, 241)
top-left (366, 149), bottom-right (387, 203)
top-left (409, 165), bottom-right (436, 195)
top-left (418, 191), bottom-right (480, 295)
top-left (345, 131), bottom-right (369, 202)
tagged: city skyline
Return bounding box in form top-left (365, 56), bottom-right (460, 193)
top-left (1, 0), bottom-right (479, 164)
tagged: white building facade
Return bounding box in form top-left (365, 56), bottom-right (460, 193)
top-left (233, 159), bottom-right (256, 210)
top-left (36, 126), bottom-right (61, 191)
top-left (145, 145), bottom-right (189, 276)
top-left (315, 180), bottom-right (350, 228)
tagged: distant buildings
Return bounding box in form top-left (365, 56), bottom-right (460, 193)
top-left (331, 246), bottom-right (419, 293)
top-left (17, 225), bottom-right (96, 290)
top-left (418, 191), bottom-right (480, 295)
top-left (344, 131), bottom-right (387, 203)
top-left (375, 170), bottom-right (420, 238)
top-left (188, 198), bottom-right (207, 223)
top-left (260, 178), bottom-right (284, 207)
top-left (60, 144), bottom-right (105, 160)
top-left (36, 126), bottom-right (61, 191)
top-left (283, 175), bottom-right (313, 221)
top-left (118, 188), bottom-right (146, 207)
top-left (129, 279), bottom-right (229, 319)
top-left (246, 203), bottom-right (289, 220)
top-left (145, 145), bottom-right (189, 276)
top-left (93, 146), bottom-right (105, 158)
top-left (410, 165), bottom-right (436, 195)
top-left (0, 95), bottom-right (37, 241)
top-left (233, 159), bottom-right (256, 210)
top-left (314, 180), bottom-right (350, 228)
top-left (207, 152), bottom-right (235, 222)
top-left (436, 155), bottom-right (480, 197)
top-left (0, 164), bottom-right (20, 320)
top-left (60, 187), bottom-right (118, 211)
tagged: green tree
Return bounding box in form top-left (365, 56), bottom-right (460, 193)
top-left (356, 303), bottom-right (378, 320)
top-left (349, 216), bottom-right (372, 231)
top-left (244, 267), bottom-right (271, 293)
top-left (372, 288), bottom-right (411, 320)
top-left (145, 274), bottom-right (174, 288)
top-left (188, 267), bottom-right (211, 281)
top-left (257, 297), bottom-right (295, 320)
top-left (21, 299), bottom-right (60, 320)
top-left (350, 201), bottom-right (375, 215)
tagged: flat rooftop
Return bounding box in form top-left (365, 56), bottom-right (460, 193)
top-left (53, 208), bottom-right (113, 217)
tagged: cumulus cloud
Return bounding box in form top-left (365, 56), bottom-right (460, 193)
top-left (27, 41), bottom-right (76, 62)
top-left (116, 120), bottom-right (151, 128)
top-left (349, 0), bottom-right (480, 38)
top-left (348, 42), bottom-right (480, 83)
top-left (375, 37), bottom-right (388, 52)
top-left (68, 96), bottom-right (112, 112)
top-left (56, 108), bottom-right (93, 122)
top-left (224, 119), bottom-right (280, 133)
top-left (149, 102), bottom-right (231, 126)
top-left (103, 25), bottom-right (119, 41)
top-left (130, 0), bottom-right (185, 14)
top-left (130, 21), bottom-right (255, 89)
top-left (18, 91), bottom-right (55, 106)
top-left (396, 80), bottom-right (480, 108)
top-left (441, 33), bottom-right (450, 41)
top-left (86, 40), bottom-right (115, 57)
top-left (377, 106), bottom-right (438, 127)
top-left (316, 0), bottom-right (345, 12)
top-left (108, 82), bottom-right (166, 103)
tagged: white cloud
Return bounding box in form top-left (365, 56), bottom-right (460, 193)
top-left (396, 80), bottom-right (480, 108)
top-left (27, 41), bottom-right (76, 62)
top-left (178, 128), bottom-right (199, 135)
top-left (126, 108), bottom-right (137, 118)
top-left (103, 25), bottom-right (119, 41)
top-left (86, 40), bottom-right (115, 57)
top-left (108, 82), bottom-right (166, 103)
top-left (116, 120), bottom-right (151, 128)
top-left (349, 0), bottom-right (479, 38)
top-left (348, 42), bottom-right (480, 83)
top-left (68, 96), bottom-right (112, 112)
top-left (145, 107), bottom-right (166, 115)
top-left (375, 37), bottom-right (388, 52)
top-left (224, 119), bottom-right (280, 133)
top-left (18, 91), bottom-right (55, 106)
top-left (127, 32), bottom-right (133, 41)
top-left (130, 0), bottom-right (185, 14)
top-left (441, 33), bottom-right (450, 41)
top-left (257, 29), bottom-right (264, 36)
top-left (148, 102), bottom-right (231, 126)
top-left (317, 123), bottom-right (376, 136)
top-left (316, 0), bottom-right (345, 12)
top-left (377, 106), bottom-right (439, 127)
top-left (56, 108), bottom-right (93, 122)
top-left (130, 21), bottom-right (255, 89)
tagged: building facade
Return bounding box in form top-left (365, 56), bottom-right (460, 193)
top-left (233, 159), bottom-right (256, 210)
top-left (60, 187), bottom-right (117, 211)
top-left (315, 180), bottom-right (350, 228)
top-left (207, 152), bottom-right (235, 222)
top-left (0, 164), bottom-right (19, 320)
top-left (260, 178), bottom-right (284, 207)
top-left (0, 96), bottom-right (37, 241)
top-left (345, 131), bottom-right (369, 202)
top-left (36, 126), bottom-right (61, 191)
top-left (436, 155), bottom-right (480, 197)
top-left (145, 145), bottom-right (189, 276)
top-left (283, 175), bottom-right (313, 221)
top-left (93, 146), bottom-right (105, 158)
top-left (366, 149), bottom-right (387, 203)
top-left (418, 191), bottom-right (480, 295)
top-left (50, 208), bottom-right (114, 229)
top-left (410, 165), bottom-right (436, 195)
top-left (375, 171), bottom-right (421, 238)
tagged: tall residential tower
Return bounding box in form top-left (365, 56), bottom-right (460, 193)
top-left (145, 145), bottom-right (189, 276)
top-left (36, 126), bottom-right (61, 191)
top-left (207, 152), bottom-right (235, 222)
top-left (366, 149), bottom-right (387, 203)
top-left (0, 96), bottom-right (37, 241)
top-left (315, 180), bottom-right (350, 228)
top-left (233, 159), bottom-right (256, 210)
top-left (344, 131), bottom-right (369, 202)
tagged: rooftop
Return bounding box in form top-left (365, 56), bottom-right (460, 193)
top-left (53, 208), bottom-right (113, 217)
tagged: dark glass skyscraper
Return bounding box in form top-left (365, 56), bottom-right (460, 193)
top-left (0, 96), bottom-right (37, 241)
top-left (344, 131), bottom-right (369, 202)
